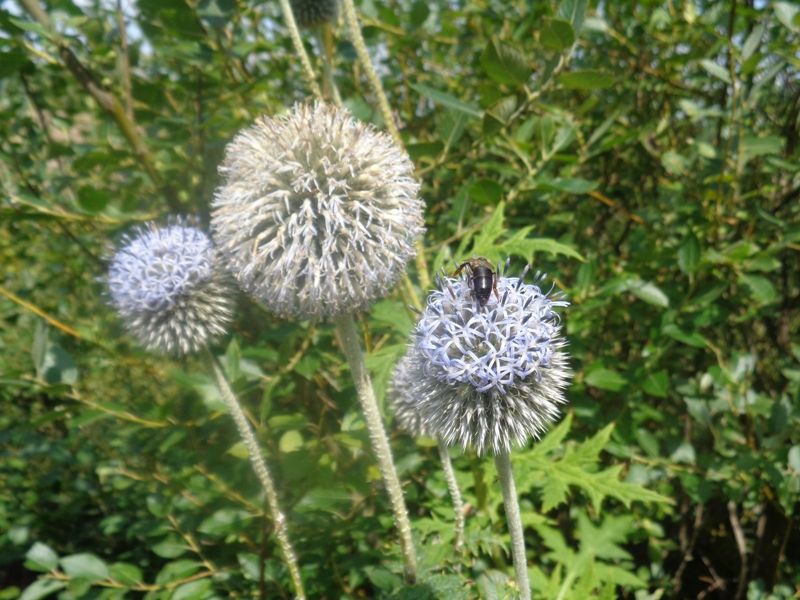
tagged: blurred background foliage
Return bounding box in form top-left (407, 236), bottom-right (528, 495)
top-left (1, 0), bottom-right (799, 598)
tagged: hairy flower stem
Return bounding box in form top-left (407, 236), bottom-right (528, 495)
top-left (277, 0), bottom-right (323, 98)
top-left (495, 451), bottom-right (530, 600)
top-left (316, 24), bottom-right (341, 105)
top-left (340, 0), bottom-right (401, 146)
top-left (438, 442), bottom-right (465, 550)
top-left (334, 314), bottom-right (418, 583)
top-left (208, 351), bottom-right (306, 600)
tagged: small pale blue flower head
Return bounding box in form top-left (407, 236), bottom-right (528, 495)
top-left (407, 263), bottom-right (571, 455)
top-left (107, 219), bottom-right (235, 356)
top-left (389, 349), bottom-right (431, 439)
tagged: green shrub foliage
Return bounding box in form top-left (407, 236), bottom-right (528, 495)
top-left (1, 0), bottom-right (798, 598)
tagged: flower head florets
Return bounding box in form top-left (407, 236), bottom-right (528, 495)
top-left (389, 349), bottom-right (431, 439)
top-left (107, 220), bottom-right (234, 356)
top-left (212, 102), bottom-right (424, 320)
top-left (290, 0), bottom-right (338, 27)
top-left (409, 264), bottom-right (571, 455)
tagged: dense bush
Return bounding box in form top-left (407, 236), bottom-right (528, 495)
top-left (1, 0), bottom-right (798, 598)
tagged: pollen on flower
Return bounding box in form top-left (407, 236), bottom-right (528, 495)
top-left (408, 265), bottom-right (572, 455)
top-left (106, 220), bottom-right (235, 356)
top-left (212, 102), bottom-right (424, 320)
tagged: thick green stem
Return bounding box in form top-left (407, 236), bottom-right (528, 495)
top-left (495, 452), bottom-right (530, 600)
top-left (334, 314), bottom-right (418, 583)
top-left (316, 24), bottom-right (342, 105)
top-left (277, 0), bottom-right (323, 98)
top-left (208, 352), bottom-right (306, 600)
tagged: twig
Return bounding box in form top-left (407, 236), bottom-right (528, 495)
top-left (727, 500), bottom-right (748, 600)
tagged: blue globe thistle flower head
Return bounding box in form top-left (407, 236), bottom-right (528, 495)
top-left (107, 220), bottom-right (235, 356)
top-left (410, 264), bottom-right (572, 455)
top-left (389, 349), bottom-right (431, 439)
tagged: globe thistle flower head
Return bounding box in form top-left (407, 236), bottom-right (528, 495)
top-left (107, 220), bottom-right (235, 356)
top-left (411, 263), bottom-right (571, 455)
top-left (212, 102), bottom-right (424, 320)
top-left (389, 350), bottom-right (431, 438)
top-left (290, 0), bottom-right (338, 27)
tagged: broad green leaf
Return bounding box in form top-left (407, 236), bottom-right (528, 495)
top-left (774, 2), bottom-right (799, 32)
top-left (279, 430), bottom-right (304, 453)
top-left (661, 150), bottom-right (688, 175)
top-left (155, 560), bottom-right (202, 585)
top-left (585, 368), bottom-right (627, 391)
top-left (740, 135), bottom-right (785, 162)
top-left (60, 553), bottom-right (109, 582)
top-left (19, 579), bottom-right (66, 600)
top-left (557, 0), bottom-right (587, 33)
top-left (559, 70), bottom-right (614, 90)
top-left (77, 187), bottom-right (110, 213)
top-left (198, 509), bottom-right (252, 536)
top-left (623, 279), bottom-right (670, 308)
top-left (700, 59), bottom-right (731, 84)
top-left (481, 38), bottom-right (530, 86)
top-left (109, 563), bottom-right (143, 586)
top-left (662, 324), bottom-right (707, 348)
top-left (642, 371), bottom-right (669, 398)
top-left (410, 83), bottom-right (482, 118)
top-left (678, 233), bottom-right (701, 274)
top-left (468, 179), bottom-right (504, 205)
top-left (172, 579), bottom-right (213, 600)
top-left (739, 273), bottom-right (777, 305)
top-left (25, 543), bottom-right (58, 572)
top-left (742, 22), bottom-right (765, 60)
top-left (536, 176), bottom-right (598, 194)
top-left (540, 19), bottom-right (575, 51)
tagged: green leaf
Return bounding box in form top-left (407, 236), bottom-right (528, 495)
top-left (481, 38), bottom-right (530, 86)
top-left (559, 70), bottom-right (613, 90)
top-left (740, 135), bottom-right (785, 163)
top-left (172, 579), bottom-right (213, 600)
top-left (25, 543), bottom-right (58, 572)
top-left (77, 187), bottom-right (110, 213)
top-left (155, 560), bottom-right (202, 585)
top-left (662, 324), bottom-right (707, 348)
top-left (19, 579), bottom-right (66, 600)
top-left (623, 279), bottom-right (670, 308)
top-left (742, 22), bottom-right (765, 60)
top-left (678, 233), bottom-right (701, 274)
top-left (642, 371), bottom-right (669, 398)
top-left (410, 83), bottom-right (482, 118)
top-left (585, 368), bottom-right (627, 391)
top-left (739, 273), bottom-right (777, 305)
top-left (198, 509), bottom-right (252, 536)
top-left (109, 563), bottom-right (143, 586)
top-left (536, 176), bottom-right (598, 194)
top-left (468, 179), bottom-right (504, 205)
top-left (661, 150), bottom-right (688, 175)
top-left (699, 59), bottom-right (731, 84)
top-left (540, 19), bottom-right (575, 51)
top-left (557, 0), bottom-right (587, 33)
top-left (504, 236), bottom-right (585, 262)
top-left (774, 2), bottom-right (799, 32)
top-left (60, 553), bottom-right (110, 582)
top-left (279, 430), bottom-right (304, 453)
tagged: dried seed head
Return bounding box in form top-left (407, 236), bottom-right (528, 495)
top-left (411, 269), bottom-right (572, 455)
top-left (290, 0), bottom-right (338, 27)
top-left (212, 103), bottom-right (424, 320)
top-left (106, 220), bottom-right (235, 356)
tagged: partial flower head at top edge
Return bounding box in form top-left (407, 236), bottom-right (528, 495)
top-left (106, 219), bottom-right (235, 356)
top-left (211, 102), bottom-right (424, 320)
top-left (410, 263), bottom-right (572, 455)
top-left (290, 0), bottom-right (338, 27)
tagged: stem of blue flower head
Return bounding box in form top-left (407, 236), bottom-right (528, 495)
top-left (333, 314), bottom-right (418, 583)
top-left (438, 441), bottom-right (465, 551)
top-left (495, 451), bottom-right (531, 600)
top-left (207, 350), bottom-right (306, 600)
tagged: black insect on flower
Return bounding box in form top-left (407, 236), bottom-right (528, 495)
top-left (453, 257), bottom-right (500, 308)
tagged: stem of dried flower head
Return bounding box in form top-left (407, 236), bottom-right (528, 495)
top-left (208, 351), bottom-right (306, 600)
top-left (334, 314), bottom-right (418, 583)
top-left (495, 451), bottom-right (531, 600)
top-left (277, 0), bottom-right (323, 98)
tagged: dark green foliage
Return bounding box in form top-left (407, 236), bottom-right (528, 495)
top-left (1, 0), bottom-right (798, 598)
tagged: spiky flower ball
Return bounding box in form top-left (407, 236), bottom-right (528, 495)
top-left (107, 221), bottom-right (235, 356)
top-left (212, 103), bottom-right (424, 320)
top-left (411, 265), bottom-right (571, 455)
top-left (290, 0), bottom-right (338, 27)
top-left (389, 350), bottom-right (431, 438)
